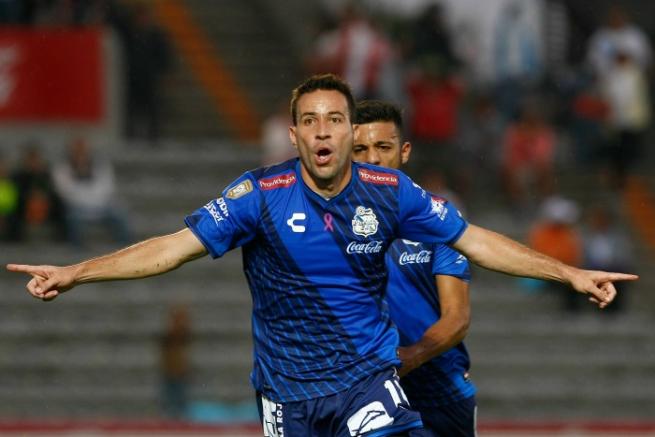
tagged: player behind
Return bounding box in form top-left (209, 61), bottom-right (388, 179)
top-left (353, 100), bottom-right (476, 435)
top-left (7, 74), bottom-right (637, 436)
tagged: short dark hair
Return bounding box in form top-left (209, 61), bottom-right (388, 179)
top-left (353, 100), bottom-right (403, 132)
top-left (290, 74), bottom-right (356, 125)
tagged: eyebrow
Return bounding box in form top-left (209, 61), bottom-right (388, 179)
top-left (300, 111), bottom-right (347, 118)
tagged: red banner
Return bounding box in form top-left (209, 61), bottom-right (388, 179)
top-left (0, 28), bottom-right (104, 122)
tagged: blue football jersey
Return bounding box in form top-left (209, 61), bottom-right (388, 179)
top-left (184, 158), bottom-right (467, 403)
top-left (386, 239), bottom-right (477, 408)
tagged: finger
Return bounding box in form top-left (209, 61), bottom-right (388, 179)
top-left (601, 282), bottom-right (617, 303)
top-left (588, 296), bottom-right (606, 309)
top-left (602, 273), bottom-right (639, 282)
top-left (41, 278), bottom-right (60, 294)
top-left (589, 281), bottom-right (616, 304)
top-left (42, 290), bottom-right (59, 301)
top-left (585, 283), bottom-right (606, 302)
top-left (27, 278), bottom-right (45, 298)
top-left (6, 264), bottom-right (42, 274)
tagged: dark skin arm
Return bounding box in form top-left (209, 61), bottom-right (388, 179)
top-left (398, 274), bottom-right (470, 377)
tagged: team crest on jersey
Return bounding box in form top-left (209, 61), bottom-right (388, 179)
top-left (226, 180), bottom-right (253, 199)
top-left (352, 206), bottom-right (379, 237)
top-left (431, 196), bottom-right (448, 220)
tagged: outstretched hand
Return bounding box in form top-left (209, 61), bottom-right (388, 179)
top-left (6, 264), bottom-right (76, 301)
top-left (568, 269), bottom-right (638, 309)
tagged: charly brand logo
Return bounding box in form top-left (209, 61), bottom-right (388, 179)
top-left (346, 240), bottom-right (383, 254)
top-left (286, 212), bottom-right (306, 233)
top-left (399, 249), bottom-right (432, 265)
top-left (352, 206), bottom-right (379, 237)
top-left (347, 401), bottom-right (393, 436)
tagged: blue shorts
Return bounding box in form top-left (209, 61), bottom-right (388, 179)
top-left (257, 368), bottom-right (428, 436)
top-left (418, 396), bottom-right (477, 437)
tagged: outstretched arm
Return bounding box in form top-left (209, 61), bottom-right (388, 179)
top-left (7, 228), bottom-right (207, 301)
top-left (452, 224), bottom-right (638, 308)
top-left (398, 274), bottom-right (470, 377)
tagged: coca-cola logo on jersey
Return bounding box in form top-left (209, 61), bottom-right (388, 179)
top-left (346, 240), bottom-right (383, 254)
top-left (398, 250), bottom-right (432, 265)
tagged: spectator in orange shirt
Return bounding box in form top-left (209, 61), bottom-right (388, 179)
top-left (529, 195), bottom-right (584, 312)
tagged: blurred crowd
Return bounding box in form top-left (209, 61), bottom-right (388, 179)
top-left (293, 0), bottom-right (645, 313)
top-left (294, 2), bottom-right (653, 207)
top-left (0, 138), bottom-right (131, 247)
top-left (0, 0), bottom-right (173, 142)
top-left (0, 0), bottom-right (645, 315)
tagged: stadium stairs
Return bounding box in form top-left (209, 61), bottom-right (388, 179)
top-left (156, 0), bottom-right (304, 141)
top-left (463, 150), bottom-right (655, 420)
top-left (2, 139), bottom-right (654, 421)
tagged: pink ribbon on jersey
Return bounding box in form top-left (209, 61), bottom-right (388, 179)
top-left (323, 213), bottom-right (334, 232)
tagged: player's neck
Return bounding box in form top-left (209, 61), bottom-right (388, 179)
top-left (300, 164), bottom-right (352, 200)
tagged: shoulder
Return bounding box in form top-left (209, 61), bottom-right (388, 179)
top-left (354, 162), bottom-right (404, 187)
top-left (247, 158), bottom-right (299, 192)
top-left (224, 159), bottom-right (298, 200)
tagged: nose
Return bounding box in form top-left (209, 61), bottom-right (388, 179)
top-left (315, 119), bottom-right (331, 140)
top-left (365, 149), bottom-right (381, 165)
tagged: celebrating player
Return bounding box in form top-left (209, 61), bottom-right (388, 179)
top-left (353, 100), bottom-right (475, 435)
top-left (7, 74), bottom-right (637, 436)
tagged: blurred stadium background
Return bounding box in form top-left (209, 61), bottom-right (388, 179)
top-left (0, 0), bottom-right (654, 435)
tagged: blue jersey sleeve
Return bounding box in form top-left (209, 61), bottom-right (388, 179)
top-left (397, 174), bottom-right (467, 244)
top-left (432, 243), bottom-right (471, 281)
top-left (184, 173), bottom-right (261, 258)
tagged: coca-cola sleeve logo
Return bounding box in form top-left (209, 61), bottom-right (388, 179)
top-left (398, 250), bottom-right (432, 265)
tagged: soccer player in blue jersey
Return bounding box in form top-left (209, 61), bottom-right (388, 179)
top-left (353, 100), bottom-right (476, 436)
top-left (8, 74), bottom-right (637, 436)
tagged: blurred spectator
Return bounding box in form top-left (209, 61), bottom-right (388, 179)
top-left (307, 3), bottom-right (403, 103)
top-left (455, 92), bottom-right (505, 202)
top-left (501, 99), bottom-right (556, 215)
top-left (419, 170), bottom-right (466, 218)
top-left (568, 73), bottom-right (610, 166)
top-left (7, 144), bottom-right (65, 242)
top-left (406, 56), bottom-right (463, 180)
top-left (0, 153), bottom-right (18, 241)
top-left (406, 3), bottom-right (459, 74)
top-left (0, 0), bottom-right (35, 24)
top-left (117, 2), bottom-right (173, 142)
top-left (52, 137), bottom-right (131, 247)
top-left (528, 195), bottom-right (583, 312)
top-left (582, 205), bottom-right (634, 313)
top-left (492, 1), bottom-right (543, 120)
top-left (31, 0), bottom-right (102, 27)
top-left (261, 101), bottom-right (295, 166)
top-left (161, 304), bottom-right (191, 419)
top-left (587, 4), bottom-right (652, 79)
top-left (599, 50), bottom-right (651, 189)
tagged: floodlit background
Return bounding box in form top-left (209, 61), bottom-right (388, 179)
top-left (0, 0), bottom-right (654, 435)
